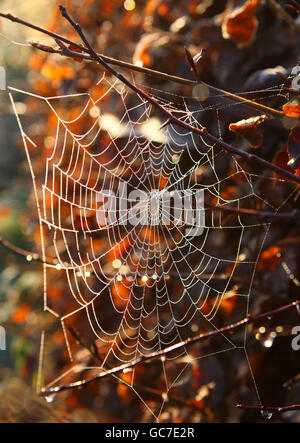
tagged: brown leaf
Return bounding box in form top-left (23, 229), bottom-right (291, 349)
top-left (287, 126), bottom-right (300, 169)
top-left (258, 246), bottom-right (281, 272)
top-left (273, 145), bottom-right (300, 181)
top-left (229, 115), bottom-right (267, 148)
top-left (283, 99), bottom-right (300, 118)
top-left (222, 0), bottom-right (259, 48)
top-left (67, 44), bottom-right (83, 63)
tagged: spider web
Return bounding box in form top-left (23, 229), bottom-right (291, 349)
top-left (8, 72), bottom-right (295, 420)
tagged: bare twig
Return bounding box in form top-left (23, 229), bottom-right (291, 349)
top-left (237, 403), bottom-right (300, 412)
top-left (39, 298), bottom-right (300, 397)
top-left (1, 202), bottom-right (297, 268)
top-left (0, 8), bottom-right (299, 269)
top-left (0, 11), bottom-right (286, 118)
top-left (283, 372), bottom-right (300, 389)
top-left (67, 325), bottom-right (203, 412)
top-left (287, 0), bottom-right (300, 14)
top-left (35, 41), bottom-right (287, 118)
top-left (205, 203), bottom-right (299, 220)
top-left (0, 235), bottom-right (56, 265)
top-left (283, 86), bottom-right (300, 96)
top-left (267, 0), bottom-right (300, 31)
top-left (47, 6), bottom-right (300, 186)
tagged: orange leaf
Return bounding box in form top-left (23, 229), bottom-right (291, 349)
top-left (111, 280), bottom-right (131, 308)
top-left (273, 146), bottom-right (299, 181)
top-left (220, 294), bottom-right (238, 315)
top-left (229, 115), bottom-right (267, 131)
top-left (12, 304), bottom-right (30, 324)
top-left (283, 99), bottom-right (300, 118)
top-left (67, 44), bottom-right (83, 63)
top-left (222, 0), bottom-right (259, 47)
top-left (108, 238), bottom-right (131, 261)
top-left (41, 61), bottom-right (75, 83)
top-left (0, 206), bottom-right (12, 219)
top-left (229, 115), bottom-right (266, 148)
top-left (117, 371), bottom-right (134, 402)
top-left (158, 174), bottom-right (169, 190)
top-left (258, 246), bottom-right (281, 271)
top-left (287, 126), bottom-right (300, 169)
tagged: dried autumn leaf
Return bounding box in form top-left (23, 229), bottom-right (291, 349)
top-left (222, 0), bottom-right (259, 48)
top-left (0, 206), bottom-right (12, 219)
top-left (108, 238), bottom-right (132, 261)
top-left (273, 145), bottom-right (299, 181)
top-left (283, 98), bottom-right (300, 118)
top-left (287, 126), bottom-right (300, 170)
top-left (111, 279), bottom-right (131, 308)
top-left (67, 44), bottom-right (84, 63)
top-left (229, 115), bottom-right (267, 148)
top-left (41, 61), bottom-right (75, 83)
top-left (258, 246), bottom-right (281, 272)
top-left (229, 115), bottom-right (266, 130)
top-left (11, 304), bottom-right (31, 324)
top-left (30, 41), bottom-right (56, 54)
top-left (193, 48), bottom-right (204, 66)
top-left (220, 290), bottom-right (238, 315)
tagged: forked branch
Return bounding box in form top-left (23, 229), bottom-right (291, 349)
top-left (267, 0), bottom-right (300, 31)
top-left (0, 235), bottom-right (56, 265)
top-left (237, 403), bottom-right (300, 412)
top-left (2, 9), bottom-right (300, 185)
top-left (39, 298), bottom-right (300, 397)
top-left (54, 6), bottom-right (300, 186)
top-left (0, 10), bottom-right (287, 119)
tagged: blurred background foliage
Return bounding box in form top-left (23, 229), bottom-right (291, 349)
top-left (0, 0), bottom-right (300, 423)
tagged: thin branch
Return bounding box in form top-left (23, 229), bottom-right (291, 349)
top-left (0, 11), bottom-right (286, 118)
top-left (31, 40), bottom-right (287, 119)
top-left (283, 86), bottom-right (300, 96)
top-left (67, 325), bottom-right (203, 412)
top-left (0, 235), bottom-right (222, 278)
top-left (287, 0), bottom-right (300, 14)
top-left (0, 235), bottom-right (56, 265)
top-left (50, 6), bottom-right (300, 186)
top-left (39, 298), bottom-right (300, 397)
top-left (0, 234), bottom-right (246, 282)
top-left (267, 0), bottom-right (300, 31)
top-left (237, 403), bottom-right (300, 412)
top-left (205, 203), bottom-right (299, 220)
top-left (0, 10), bottom-right (298, 268)
top-left (283, 372), bottom-right (300, 389)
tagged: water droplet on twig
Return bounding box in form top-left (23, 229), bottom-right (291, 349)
top-left (261, 409), bottom-right (273, 420)
top-left (44, 393), bottom-right (56, 403)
